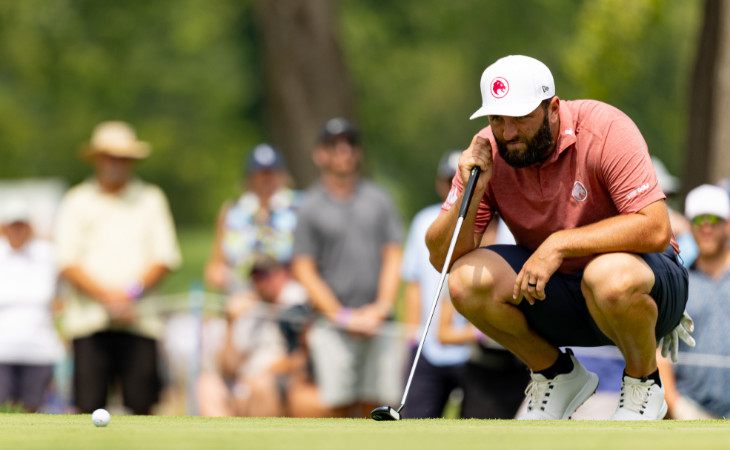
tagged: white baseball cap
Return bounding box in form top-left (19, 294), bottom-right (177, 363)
top-left (1, 199), bottom-right (31, 224)
top-left (685, 184), bottom-right (730, 220)
top-left (470, 55), bottom-right (555, 120)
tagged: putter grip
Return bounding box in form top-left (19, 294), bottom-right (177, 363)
top-left (458, 166), bottom-right (481, 219)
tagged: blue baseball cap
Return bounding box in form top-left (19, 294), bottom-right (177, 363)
top-left (245, 143), bottom-right (287, 173)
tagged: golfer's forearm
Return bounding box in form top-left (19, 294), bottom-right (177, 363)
top-left (426, 212), bottom-right (482, 273)
top-left (547, 202), bottom-right (671, 258)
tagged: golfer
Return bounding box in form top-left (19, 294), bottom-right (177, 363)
top-left (426, 55), bottom-right (691, 420)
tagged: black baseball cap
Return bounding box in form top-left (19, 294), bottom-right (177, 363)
top-left (318, 117), bottom-right (359, 144)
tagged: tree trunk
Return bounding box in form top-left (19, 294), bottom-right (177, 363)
top-left (686, 0), bottom-right (725, 191)
top-left (252, 0), bottom-right (356, 189)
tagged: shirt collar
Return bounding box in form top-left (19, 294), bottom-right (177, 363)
top-left (543, 101), bottom-right (577, 165)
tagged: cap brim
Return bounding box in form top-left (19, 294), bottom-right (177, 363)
top-left (470, 100), bottom-right (543, 120)
top-left (81, 143), bottom-right (151, 160)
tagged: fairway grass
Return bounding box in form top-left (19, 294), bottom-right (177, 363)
top-left (1, 414), bottom-right (729, 450)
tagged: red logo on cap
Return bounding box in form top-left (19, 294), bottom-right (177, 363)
top-left (490, 77), bottom-right (509, 99)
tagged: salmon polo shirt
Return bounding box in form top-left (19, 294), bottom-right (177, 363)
top-left (442, 99), bottom-right (678, 273)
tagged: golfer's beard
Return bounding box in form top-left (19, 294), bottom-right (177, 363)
top-left (496, 114), bottom-right (554, 168)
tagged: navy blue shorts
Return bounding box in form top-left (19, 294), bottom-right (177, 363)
top-left (487, 245), bottom-right (689, 347)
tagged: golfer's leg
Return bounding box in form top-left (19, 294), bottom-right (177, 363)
top-left (581, 253), bottom-right (658, 378)
top-left (448, 248), bottom-right (558, 371)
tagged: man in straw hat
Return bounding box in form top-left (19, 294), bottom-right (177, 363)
top-left (55, 121), bottom-right (181, 415)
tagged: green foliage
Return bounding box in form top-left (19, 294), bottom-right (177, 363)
top-left (0, 0), bottom-right (262, 225)
top-left (561, 0), bottom-right (700, 177)
top-left (0, 0), bottom-right (703, 225)
top-left (340, 0), bottom-right (701, 219)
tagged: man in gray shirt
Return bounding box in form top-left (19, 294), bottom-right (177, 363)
top-left (292, 118), bottom-right (405, 418)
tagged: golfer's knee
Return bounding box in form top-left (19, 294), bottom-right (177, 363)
top-left (583, 255), bottom-right (653, 314)
top-left (448, 259), bottom-right (496, 315)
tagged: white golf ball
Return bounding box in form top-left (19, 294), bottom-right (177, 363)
top-left (91, 408), bottom-right (111, 427)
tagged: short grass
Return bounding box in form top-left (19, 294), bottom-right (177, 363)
top-left (2, 415), bottom-right (730, 450)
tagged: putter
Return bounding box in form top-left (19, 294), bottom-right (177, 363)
top-left (371, 166), bottom-right (481, 421)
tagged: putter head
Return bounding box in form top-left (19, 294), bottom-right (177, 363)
top-left (370, 405), bottom-right (401, 421)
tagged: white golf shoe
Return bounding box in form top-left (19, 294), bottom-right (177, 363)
top-left (611, 375), bottom-right (667, 420)
top-left (518, 352), bottom-right (599, 420)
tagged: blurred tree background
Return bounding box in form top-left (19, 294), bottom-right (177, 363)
top-left (0, 0), bottom-right (704, 289)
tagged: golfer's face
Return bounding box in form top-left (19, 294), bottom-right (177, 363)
top-left (489, 105), bottom-right (545, 154)
top-left (489, 102), bottom-right (556, 168)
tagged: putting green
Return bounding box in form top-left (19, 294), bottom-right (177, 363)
top-left (1, 414), bottom-right (729, 450)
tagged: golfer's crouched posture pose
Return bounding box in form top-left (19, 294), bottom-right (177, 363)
top-left (426, 55), bottom-right (693, 420)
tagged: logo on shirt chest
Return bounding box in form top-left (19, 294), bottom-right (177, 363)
top-left (572, 181), bottom-right (588, 202)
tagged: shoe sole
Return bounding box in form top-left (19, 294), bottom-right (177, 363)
top-left (562, 372), bottom-right (599, 419)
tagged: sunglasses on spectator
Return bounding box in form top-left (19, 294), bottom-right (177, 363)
top-left (691, 214), bottom-right (725, 227)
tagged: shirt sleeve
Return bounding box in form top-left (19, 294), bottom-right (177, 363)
top-left (292, 206), bottom-right (317, 258)
top-left (147, 186), bottom-right (182, 270)
top-left (599, 117), bottom-right (666, 214)
top-left (400, 215), bottom-right (421, 281)
top-left (380, 192), bottom-right (404, 245)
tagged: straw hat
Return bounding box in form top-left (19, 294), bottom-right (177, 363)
top-left (83, 121), bottom-right (151, 159)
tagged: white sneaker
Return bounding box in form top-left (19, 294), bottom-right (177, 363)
top-left (518, 352), bottom-right (599, 420)
top-left (611, 375), bottom-right (667, 420)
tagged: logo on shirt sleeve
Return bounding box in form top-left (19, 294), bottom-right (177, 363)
top-left (572, 181), bottom-right (588, 202)
top-left (626, 183), bottom-right (650, 201)
top-left (445, 187), bottom-right (459, 209)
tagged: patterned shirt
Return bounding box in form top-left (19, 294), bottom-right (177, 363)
top-left (220, 188), bottom-right (302, 293)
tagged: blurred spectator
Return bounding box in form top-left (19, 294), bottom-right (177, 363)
top-left (400, 150), bottom-right (471, 419)
top-left (204, 143), bottom-right (301, 295)
top-left (659, 184), bottom-right (730, 419)
top-left (438, 298), bottom-right (529, 419)
top-left (198, 143), bottom-right (304, 416)
top-left (292, 118), bottom-right (405, 418)
top-left (55, 121), bottom-right (182, 415)
top-left (197, 253), bottom-right (327, 417)
top-left (652, 156), bottom-right (697, 266)
top-left (0, 199), bottom-right (64, 412)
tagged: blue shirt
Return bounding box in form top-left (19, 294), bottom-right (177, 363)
top-left (401, 204), bottom-right (471, 366)
top-left (674, 266), bottom-right (730, 417)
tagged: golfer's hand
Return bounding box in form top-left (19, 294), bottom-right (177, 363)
top-left (459, 136), bottom-right (492, 193)
top-left (660, 310), bottom-right (695, 363)
top-left (514, 237), bottom-right (563, 305)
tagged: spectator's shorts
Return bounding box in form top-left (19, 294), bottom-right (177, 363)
top-left (307, 318), bottom-right (407, 408)
top-left (488, 245), bottom-right (689, 347)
